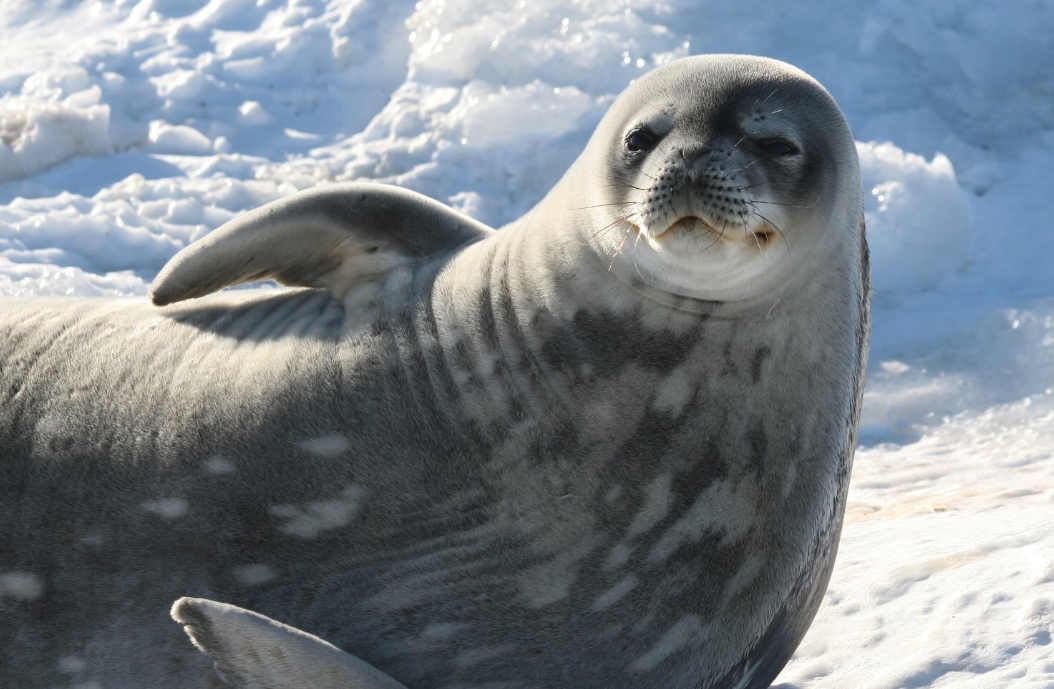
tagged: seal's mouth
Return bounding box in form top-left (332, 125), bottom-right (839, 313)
top-left (751, 229), bottom-right (776, 247)
top-left (659, 215), bottom-right (716, 238)
top-left (652, 215), bottom-right (776, 249)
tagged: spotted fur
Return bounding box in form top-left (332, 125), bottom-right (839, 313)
top-left (0, 55), bottom-right (869, 689)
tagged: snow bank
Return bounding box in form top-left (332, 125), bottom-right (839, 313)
top-left (862, 298), bottom-right (1054, 444)
top-left (859, 142), bottom-right (973, 298)
top-left (0, 69), bottom-right (114, 183)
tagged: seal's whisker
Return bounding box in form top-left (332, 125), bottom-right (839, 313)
top-left (600, 183), bottom-right (649, 193)
top-left (748, 195), bottom-right (822, 210)
top-left (570, 201), bottom-right (638, 210)
top-left (608, 225), bottom-right (635, 271)
top-left (681, 214), bottom-right (729, 253)
top-left (638, 158), bottom-right (669, 182)
top-left (730, 136), bottom-right (748, 157)
top-left (729, 158), bottom-right (763, 176)
top-left (581, 212), bottom-right (635, 245)
top-left (630, 230), bottom-right (646, 281)
top-left (750, 230), bottom-right (765, 251)
top-left (698, 219), bottom-right (727, 252)
top-left (631, 159), bottom-right (663, 181)
top-left (654, 139), bottom-right (673, 160)
top-left (746, 204), bottom-right (791, 258)
top-left (592, 173), bottom-right (650, 192)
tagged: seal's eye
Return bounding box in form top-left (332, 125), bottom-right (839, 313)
top-left (625, 129), bottom-right (657, 153)
top-left (759, 139), bottom-right (798, 156)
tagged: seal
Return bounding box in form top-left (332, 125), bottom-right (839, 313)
top-left (0, 55), bottom-right (869, 689)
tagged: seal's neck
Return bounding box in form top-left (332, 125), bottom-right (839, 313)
top-left (495, 198), bottom-right (846, 326)
top-left (421, 198), bottom-right (862, 432)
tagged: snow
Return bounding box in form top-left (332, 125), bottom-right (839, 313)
top-left (2, 1), bottom-right (1052, 686)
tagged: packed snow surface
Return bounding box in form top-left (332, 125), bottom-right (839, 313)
top-left (2, 0), bottom-right (1053, 686)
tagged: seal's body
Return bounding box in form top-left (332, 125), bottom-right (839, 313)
top-left (0, 55), bottom-right (869, 689)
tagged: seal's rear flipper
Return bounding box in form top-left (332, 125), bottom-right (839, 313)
top-left (150, 183), bottom-right (493, 306)
top-left (171, 597), bottom-right (409, 689)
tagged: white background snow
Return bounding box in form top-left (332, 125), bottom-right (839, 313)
top-left (2, 0), bottom-right (1052, 686)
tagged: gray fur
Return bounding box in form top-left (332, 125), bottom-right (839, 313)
top-left (0, 55), bottom-right (869, 689)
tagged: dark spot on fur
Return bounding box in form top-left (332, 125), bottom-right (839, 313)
top-left (476, 287), bottom-right (501, 352)
top-left (53, 436), bottom-right (74, 453)
top-left (674, 428), bottom-right (731, 511)
top-left (540, 310), bottom-right (696, 378)
top-left (747, 417), bottom-right (769, 479)
top-left (721, 338), bottom-right (738, 376)
top-left (751, 345), bottom-right (771, 383)
top-left (610, 408), bottom-right (688, 478)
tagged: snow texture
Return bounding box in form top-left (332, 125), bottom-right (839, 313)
top-left (1, 1), bottom-right (1052, 686)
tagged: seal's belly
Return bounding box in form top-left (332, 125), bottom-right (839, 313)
top-left (304, 403), bottom-right (839, 689)
top-left (311, 471), bottom-right (823, 689)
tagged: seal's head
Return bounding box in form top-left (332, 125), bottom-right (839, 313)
top-left (564, 54), bottom-right (861, 303)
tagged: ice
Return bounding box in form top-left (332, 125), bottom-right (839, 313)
top-left (146, 122), bottom-right (214, 155)
top-left (2, 0), bottom-right (1053, 686)
top-left (0, 97), bottom-right (113, 184)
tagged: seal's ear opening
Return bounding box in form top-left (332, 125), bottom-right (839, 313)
top-left (171, 597), bottom-right (410, 689)
top-left (149, 183), bottom-right (492, 307)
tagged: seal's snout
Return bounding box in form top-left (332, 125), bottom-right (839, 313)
top-left (626, 139), bottom-right (763, 248)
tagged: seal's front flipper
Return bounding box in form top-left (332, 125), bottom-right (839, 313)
top-left (150, 183), bottom-right (493, 306)
top-left (171, 597), bottom-right (410, 689)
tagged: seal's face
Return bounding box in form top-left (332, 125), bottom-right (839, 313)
top-left (582, 55), bottom-right (858, 303)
